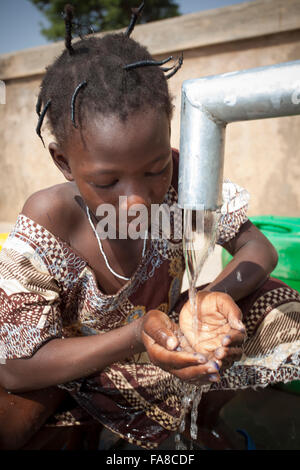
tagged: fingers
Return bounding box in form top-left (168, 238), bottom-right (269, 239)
top-left (221, 330), bottom-right (246, 347)
top-left (211, 346), bottom-right (243, 374)
top-left (170, 362), bottom-right (221, 383)
top-left (177, 335), bottom-right (202, 356)
top-left (142, 310), bottom-right (180, 351)
top-left (171, 365), bottom-right (221, 385)
top-left (142, 332), bottom-right (207, 369)
top-left (214, 345), bottom-right (243, 359)
top-left (198, 291), bottom-right (245, 333)
top-left (216, 294), bottom-right (245, 332)
top-left (213, 346), bottom-right (243, 371)
top-left (190, 324), bottom-right (244, 354)
top-left (142, 304), bottom-right (246, 383)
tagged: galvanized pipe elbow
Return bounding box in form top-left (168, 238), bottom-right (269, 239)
top-left (178, 60), bottom-right (300, 210)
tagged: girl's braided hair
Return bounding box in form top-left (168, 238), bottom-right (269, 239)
top-left (36, 2), bottom-right (183, 148)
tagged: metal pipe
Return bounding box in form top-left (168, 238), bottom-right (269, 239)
top-left (178, 60), bottom-right (300, 210)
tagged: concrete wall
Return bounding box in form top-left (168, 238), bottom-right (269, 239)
top-left (0, 0), bottom-right (300, 222)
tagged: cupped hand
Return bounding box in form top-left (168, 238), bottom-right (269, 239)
top-left (138, 309), bottom-right (222, 385)
top-left (179, 291), bottom-right (246, 365)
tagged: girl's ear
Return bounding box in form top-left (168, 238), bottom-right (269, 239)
top-left (48, 142), bottom-right (74, 181)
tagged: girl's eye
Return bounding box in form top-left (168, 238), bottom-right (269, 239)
top-left (146, 163), bottom-right (169, 177)
top-left (92, 180), bottom-right (118, 189)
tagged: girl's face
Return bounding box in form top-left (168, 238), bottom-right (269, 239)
top-left (49, 108), bottom-right (173, 231)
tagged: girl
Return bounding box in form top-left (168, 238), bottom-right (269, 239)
top-left (0, 4), bottom-right (300, 450)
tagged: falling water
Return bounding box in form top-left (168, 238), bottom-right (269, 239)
top-left (175, 208), bottom-right (221, 450)
top-left (184, 209), bottom-right (221, 343)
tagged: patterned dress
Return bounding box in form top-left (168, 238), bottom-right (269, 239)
top-left (0, 150), bottom-right (300, 449)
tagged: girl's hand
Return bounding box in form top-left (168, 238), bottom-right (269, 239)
top-left (179, 291), bottom-right (246, 367)
top-left (138, 310), bottom-right (223, 385)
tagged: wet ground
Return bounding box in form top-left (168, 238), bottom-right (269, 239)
top-left (221, 385), bottom-right (300, 450)
top-left (98, 385), bottom-right (300, 450)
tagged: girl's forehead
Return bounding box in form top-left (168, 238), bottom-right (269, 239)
top-left (68, 109), bottom-right (171, 164)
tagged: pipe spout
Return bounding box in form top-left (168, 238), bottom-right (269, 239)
top-left (178, 60), bottom-right (300, 211)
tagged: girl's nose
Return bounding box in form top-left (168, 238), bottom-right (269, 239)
top-left (119, 189), bottom-right (151, 212)
top-left (127, 193), bottom-right (151, 209)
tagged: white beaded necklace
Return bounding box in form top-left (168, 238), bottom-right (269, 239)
top-left (86, 205), bottom-right (147, 282)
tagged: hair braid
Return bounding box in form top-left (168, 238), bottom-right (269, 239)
top-left (64, 4), bottom-right (75, 55)
top-left (35, 2), bottom-right (183, 148)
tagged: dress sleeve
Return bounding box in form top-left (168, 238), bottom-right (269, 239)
top-left (216, 179), bottom-right (250, 245)
top-left (0, 233), bottom-right (63, 360)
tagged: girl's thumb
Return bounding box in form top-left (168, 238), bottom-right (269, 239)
top-left (166, 336), bottom-right (178, 351)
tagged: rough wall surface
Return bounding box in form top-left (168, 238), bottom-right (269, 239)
top-left (0, 0), bottom-right (300, 222)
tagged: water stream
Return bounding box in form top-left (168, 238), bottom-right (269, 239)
top-left (174, 208), bottom-right (221, 450)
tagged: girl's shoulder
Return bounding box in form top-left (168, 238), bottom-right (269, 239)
top-left (20, 182), bottom-right (81, 244)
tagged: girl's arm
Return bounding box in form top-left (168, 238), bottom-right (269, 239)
top-left (203, 220), bottom-right (278, 301)
top-left (0, 320), bottom-right (145, 393)
top-left (1, 313), bottom-right (213, 393)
